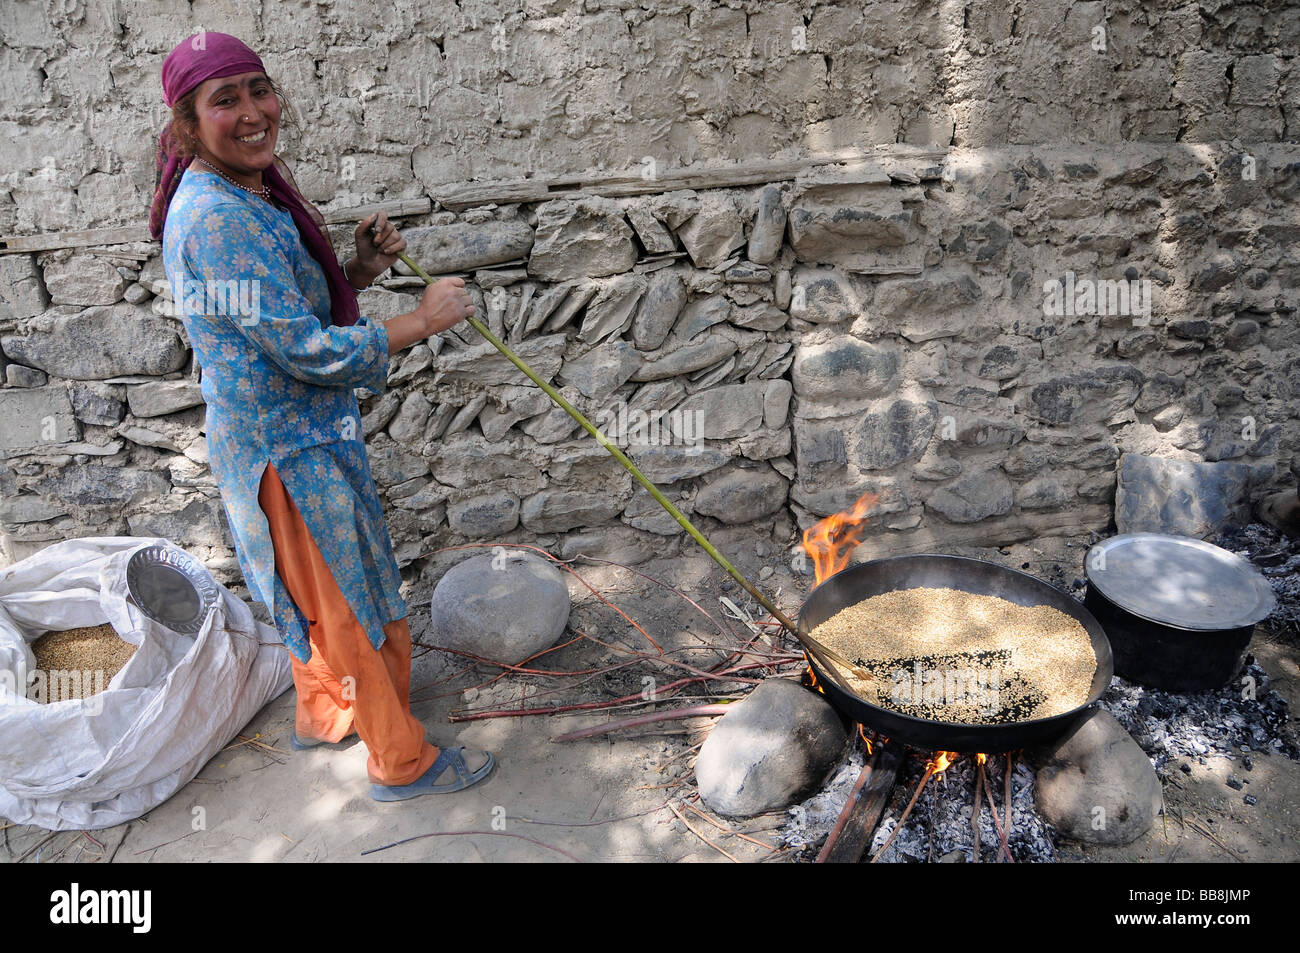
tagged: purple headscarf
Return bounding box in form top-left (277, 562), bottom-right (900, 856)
top-left (149, 32), bottom-right (360, 327)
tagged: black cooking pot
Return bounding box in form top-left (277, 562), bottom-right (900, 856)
top-left (1083, 534), bottom-right (1276, 693)
top-left (798, 554), bottom-right (1113, 753)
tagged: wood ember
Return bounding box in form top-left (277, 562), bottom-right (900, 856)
top-left (868, 754), bottom-right (1055, 863)
top-left (809, 587), bottom-right (1097, 724)
top-left (27, 623), bottom-right (137, 703)
top-left (783, 748), bottom-right (1057, 863)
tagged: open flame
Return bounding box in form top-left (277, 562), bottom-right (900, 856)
top-left (858, 725), bottom-right (873, 755)
top-left (801, 492), bottom-right (880, 584)
top-left (805, 662), bottom-right (825, 695)
top-left (976, 752), bottom-right (988, 765)
top-left (928, 751), bottom-right (956, 776)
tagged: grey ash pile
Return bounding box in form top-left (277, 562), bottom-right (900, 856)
top-left (1100, 657), bottom-right (1299, 772)
top-left (783, 655), bottom-right (1295, 862)
top-left (1211, 522), bottom-right (1300, 635)
top-left (779, 742), bottom-right (869, 853)
top-left (1065, 522), bottom-right (1299, 771)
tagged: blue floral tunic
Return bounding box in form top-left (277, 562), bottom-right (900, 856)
top-left (162, 167), bottom-right (406, 663)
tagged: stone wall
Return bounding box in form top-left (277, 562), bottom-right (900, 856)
top-left (3, 0), bottom-right (1297, 235)
top-left (1, 1), bottom-right (1298, 585)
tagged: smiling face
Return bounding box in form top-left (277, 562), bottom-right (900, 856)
top-left (190, 71), bottom-right (280, 184)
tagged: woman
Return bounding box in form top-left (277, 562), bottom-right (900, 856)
top-left (150, 32), bottom-right (494, 800)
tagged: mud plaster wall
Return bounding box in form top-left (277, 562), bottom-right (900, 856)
top-left (0, 0), bottom-right (1297, 595)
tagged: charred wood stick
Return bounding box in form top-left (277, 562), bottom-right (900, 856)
top-left (979, 765), bottom-right (1015, 863)
top-left (818, 739), bottom-right (903, 863)
top-left (869, 756), bottom-right (940, 863)
top-left (1004, 752), bottom-right (1015, 861)
top-left (972, 757), bottom-right (985, 862)
top-left (817, 750), bottom-right (874, 863)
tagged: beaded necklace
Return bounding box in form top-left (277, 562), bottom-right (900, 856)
top-left (195, 157), bottom-right (273, 205)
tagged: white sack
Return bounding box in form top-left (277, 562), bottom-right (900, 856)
top-left (0, 536), bottom-right (293, 830)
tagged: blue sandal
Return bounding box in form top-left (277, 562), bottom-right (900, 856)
top-left (370, 746), bottom-right (495, 801)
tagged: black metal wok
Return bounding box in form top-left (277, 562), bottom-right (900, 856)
top-left (798, 554), bottom-right (1114, 753)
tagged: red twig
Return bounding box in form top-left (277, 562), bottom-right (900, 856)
top-left (550, 704), bottom-right (731, 742)
top-left (571, 553), bottom-right (733, 641)
top-left (448, 643), bottom-right (780, 718)
top-left (448, 662), bottom-right (776, 722)
top-left (564, 625), bottom-right (753, 683)
top-left (414, 638), bottom-right (605, 678)
top-left (816, 756), bottom-right (874, 863)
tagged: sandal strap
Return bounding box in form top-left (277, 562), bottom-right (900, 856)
top-left (431, 745), bottom-right (472, 785)
top-left (447, 746), bottom-right (472, 783)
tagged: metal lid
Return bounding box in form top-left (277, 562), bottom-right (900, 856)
top-left (126, 544), bottom-right (218, 635)
top-left (1085, 533), bottom-right (1277, 631)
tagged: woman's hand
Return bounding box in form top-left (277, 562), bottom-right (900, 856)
top-left (414, 277), bottom-right (476, 336)
top-left (384, 278), bottom-right (476, 356)
top-left (352, 211), bottom-right (405, 283)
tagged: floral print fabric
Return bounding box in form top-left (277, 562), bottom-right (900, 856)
top-left (162, 167), bottom-right (405, 663)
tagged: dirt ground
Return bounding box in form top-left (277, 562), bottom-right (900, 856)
top-left (2, 523), bottom-right (1296, 864)
top-left (1057, 627), bottom-right (1300, 864)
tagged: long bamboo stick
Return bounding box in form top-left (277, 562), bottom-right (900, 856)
top-left (394, 249), bottom-right (856, 690)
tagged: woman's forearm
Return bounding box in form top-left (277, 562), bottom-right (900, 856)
top-left (385, 311), bottom-right (427, 355)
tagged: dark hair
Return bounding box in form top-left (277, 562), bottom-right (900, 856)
top-left (164, 74), bottom-right (299, 159)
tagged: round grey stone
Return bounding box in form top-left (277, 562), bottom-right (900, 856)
top-left (428, 552), bottom-right (570, 665)
top-left (695, 678), bottom-right (850, 818)
top-left (1033, 709), bottom-right (1162, 845)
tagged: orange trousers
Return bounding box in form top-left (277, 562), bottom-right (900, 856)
top-left (258, 461), bottom-right (439, 786)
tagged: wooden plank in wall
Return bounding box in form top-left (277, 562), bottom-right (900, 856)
top-left (0, 225), bottom-right (152, 255)
top-left (2, 147), bottom-right (947, 252)
top-left (321, 196), bottom-right (431, 225)
top-left (0, 197), bottom-right (433, 255)
top-left (434, 146), bottom-right (949, 210)
top-left (434, 180), bottom-right (555, 209)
